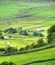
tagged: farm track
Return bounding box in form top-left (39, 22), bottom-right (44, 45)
top-left (0, 44), bottom-right (55, 56)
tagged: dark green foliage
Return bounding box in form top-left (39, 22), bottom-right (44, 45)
top-left (33, 31), bottom-right (38, 36)
top-left (51, 33), bottom-right (55, 43)
top-left (33, 31), bottom-right (44, 37)
top-left (4, 28), bottom-right (17, 34)
top-left (37, 38), bottom-right (45, 47)
top-left (47, 25), bottom-right (55, 43)
top-left (0, 31), bottom-right (3, 39)
top-left (19, 30), bottom-right (28, 36)
top-left (25, 45), bottom-right (30, 50)
top-left (5, 47), bottom-right (18, 54)
top-left (0, 61), bottom-right (16, 65)
top-left (19, 48), bottom-right (25, 51)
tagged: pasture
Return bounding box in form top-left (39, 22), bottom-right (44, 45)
top-left (0, 0), bottom-right (55, 65)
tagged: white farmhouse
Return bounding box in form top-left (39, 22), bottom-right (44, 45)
top-left (4, 36), bottom-right (9, 39)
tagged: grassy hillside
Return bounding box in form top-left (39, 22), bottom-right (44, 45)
top-left (0, 0), bottom-right (55, 2)
top-left (30, 60), bottom-right (55, 65)
top-left (0, 1), bottom-right (55, 65)
top-left (0, 47), bottom-right (55, 65)
top-left (0, 1), bottom-right (55, 20)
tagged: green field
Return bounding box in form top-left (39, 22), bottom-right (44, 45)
top-left (0, 47), bottom-right (55, 65)
top-left (30, 60), bottom-right (55, 65)
top-left (0, 0), bottom-right (55, 65)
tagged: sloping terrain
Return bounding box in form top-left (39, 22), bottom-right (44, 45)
top-left (0, 47), bottom-right (55, 65)
top-left (0, 0), bottom-right (55, 20)
top-left (0, 0), bottom-right (55, 65)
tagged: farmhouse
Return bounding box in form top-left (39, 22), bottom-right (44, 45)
top-left (3, 36), bottom-right (9, 39)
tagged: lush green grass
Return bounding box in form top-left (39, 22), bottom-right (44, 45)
top-left (0, 1), bottom-right (54, 19)
top-left (0, 47), bottom-right (55, 65)
top-left (0, 1), bottom-right (55, 65)
top-left (30, 60), bottom-right (55, 65)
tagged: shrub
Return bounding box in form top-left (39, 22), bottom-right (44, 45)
top-left (19, 48), bottom-right (25, 51)
top-left (0, 61), bottom-right (16, 65)
top-left (5, 47), bottom-right (18, 54)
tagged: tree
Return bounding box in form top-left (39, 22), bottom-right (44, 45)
top-left (37, 38), bottom-right (45, 47)
top-left (47, 25), bottom-right (55, 43)
top-left (19, 30), bottom-right (28, 36)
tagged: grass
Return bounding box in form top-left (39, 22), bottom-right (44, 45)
top-left (30, 60), bottom-right (55, 65)
top-left (0, 1), bottom-right (54, 19)
top-left (0, 47), bottom-right (55, 65)
top-left (0, 19), bottom-right (55, 49)
top-left (0, 1), bottom-right (55, 65)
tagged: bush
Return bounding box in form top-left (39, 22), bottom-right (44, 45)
top-left (5, 47), bottom-right (18, 54)
top-left (0, 61), bottom-right (16, 65)
top-left (19, 48), bottom-right (25, 51)
top-left (19, 30), bottom-right (28, 36)
top-left (33, 31), bottom-right (44, 37)
top-left (25, 45), bottom-right (30, 50)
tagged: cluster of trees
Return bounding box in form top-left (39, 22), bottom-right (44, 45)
top-left (0, 47), bottom-right (18, 55)
top-left (19, 30), bottom-right (44, 37)
top-left (0, 27), bottom-right (44, 39)
top-left (4, 47), bottom-right (18, 54)
top-left (0, 61), bottom-right (16, 65)
top-left (4, 28), bottom-right (17, 34)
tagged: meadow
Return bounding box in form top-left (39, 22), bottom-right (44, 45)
top-left (0, 0), bottom-right (55, 65)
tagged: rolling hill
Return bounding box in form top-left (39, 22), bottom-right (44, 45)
top-left (0, 0), bottom-right (55, 65)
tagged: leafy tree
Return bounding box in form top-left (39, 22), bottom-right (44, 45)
top-left (47, 25), bottom-right (55, 43)
top-left (19, 30), bottom-right (28, 36)
top-left (37, 38), bottom-right (45, 47)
